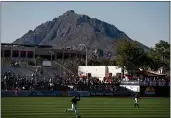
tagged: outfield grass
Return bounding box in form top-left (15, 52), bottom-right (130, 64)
top-left (1, 97), bottom-right (170, 118)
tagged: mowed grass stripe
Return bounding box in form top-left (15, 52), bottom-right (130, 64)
top-left (2, 114), bottom-right (170, 118)
top-left (2, 107), bottom-right (169, 110)
top-left (2, 102), bottom-right (169, 105)
top-left (2, 109), bottom-right (169, 112)
top-left (4, 104), bottom-right (167, 106)
top-left (2, 105), bottom-right (169, 108)
top-left (2, 112), bottom-right (169, 115)
top-left (2, 102), bottom-right (168, 104)
top-left (2, 107), bottom-right (169, 111)
top-left (2, 108), bottom-right (170, 110)
top-left (2, 97), bottom-right (169, 118)
top-left (2, 115), bottom-right (170, 118)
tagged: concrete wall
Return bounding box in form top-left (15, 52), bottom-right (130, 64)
top-left (78, 66), bottom-right (128, 80)
top-left (108, 66), bottom-right (127, 77)
top-left (78, 66), bottom-right (106, 80)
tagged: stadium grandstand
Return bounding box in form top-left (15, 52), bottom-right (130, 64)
top-left (1, 43), bottom-right (169, 97)
top-left (1, 43), bottom-right (86, 61)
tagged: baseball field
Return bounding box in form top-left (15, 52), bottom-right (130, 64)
top-left (2, 97), bottom-right (170, 118)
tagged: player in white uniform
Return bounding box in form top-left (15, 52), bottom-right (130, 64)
top-left (134, 93), bottom-right (140, 108)
top-left (65, 95), bottom-right (81, 118)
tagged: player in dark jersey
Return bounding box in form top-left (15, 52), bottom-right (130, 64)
top-left (65, 95), bottom-right (81, 118)
top-left (134, 93), bottom-right (140, 108)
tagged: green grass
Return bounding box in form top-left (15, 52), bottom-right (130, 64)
top-left (2, 97), bottom-right (170, 118)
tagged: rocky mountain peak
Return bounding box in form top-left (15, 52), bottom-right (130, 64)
top-left (13, 10), bottom-right (149, 59)
top-left (63, 10), bottom-right (76, 15)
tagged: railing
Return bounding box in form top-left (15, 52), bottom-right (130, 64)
top-left (1, 74), bottom-right (47, 82)
top-left (1, 57), bottom-right (32, 67)
top-left (52, 60), bottom-right (76, 76)
top-left (121, 81), bottom-right (139, 85)
top-left (1, 57), bottom-right (11, 65)
top-left (139, 81), bottom-right (169, 86)
top-left (121, 80), bottom-right (169, 86)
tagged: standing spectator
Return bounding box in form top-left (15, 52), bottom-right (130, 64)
top-left (15, 87), bottom-right (20, 96)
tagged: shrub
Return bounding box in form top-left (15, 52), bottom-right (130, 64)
top-left (28, 60), bottom-right (35, 66)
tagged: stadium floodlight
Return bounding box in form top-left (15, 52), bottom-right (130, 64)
top-left (49, 51), bottom-right (54, 62)
top-left (78, 44), bottom-right (87, 67)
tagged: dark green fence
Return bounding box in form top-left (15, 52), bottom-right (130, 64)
top-left (140, 86), bottom-right (170, 97)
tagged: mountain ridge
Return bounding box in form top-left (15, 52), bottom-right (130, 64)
top-left (13, 10), bottom-right (149, 59)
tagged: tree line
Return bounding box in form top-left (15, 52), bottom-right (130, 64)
top-left (88, 40), bottom-right (170, 75)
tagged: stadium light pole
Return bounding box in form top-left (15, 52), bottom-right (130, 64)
top-left (78, 44), bottom-right (87, 66)
top-left (49, 51), bottom-right (54, 83)
top-left (49, 51), bottom-right (54, 62)
top-left (79, 44), bottom-right (88, 80)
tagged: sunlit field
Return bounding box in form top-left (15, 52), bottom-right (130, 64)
top-left (2, 97), bottom-right (170, 118)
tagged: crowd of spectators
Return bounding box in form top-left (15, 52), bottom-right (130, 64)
top-left (11, 61), bottom-right (20, 67)
top-left (139, 77), bottom-right (169, 86)
top-left (1, 71), bottom-right (122, 92)
top-left (1, 70), bottom-right (169, 92)
top-left (121, 74), bottom-right (169, 86)
top-left (2, 71), bottom-right (47, 91)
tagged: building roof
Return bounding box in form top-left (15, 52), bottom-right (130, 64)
top-left (137, 70), bottom-right (166, 76)
top-left (1, 43), bottom-right (53, 48)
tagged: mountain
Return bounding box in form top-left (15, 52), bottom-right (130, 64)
top-left (13, 10), bottom-right (149, 59)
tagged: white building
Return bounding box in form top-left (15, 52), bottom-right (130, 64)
top-left (78, 66), bottom-right (127, 81)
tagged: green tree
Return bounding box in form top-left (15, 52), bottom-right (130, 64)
top-left (88, 58), bottom-right (117, 66)
top-left (147, 40), bottom-right (170, 73)
top-left (146, 48), bottom-right (161, 71)
top-left (155, 40), bottom-right (170, 63)
top-left (116, 40), bottom-right (146, 75)
top-left (111, 59), bottom-right (117, 66)
top-left (88, 59), bottom-right (101, 66)
top-left (36, 56), bottom-right (41, 66)
top-left (35, 56), bottom-right (44, 66)
top-left (99, 59), bottom-right (112, 66)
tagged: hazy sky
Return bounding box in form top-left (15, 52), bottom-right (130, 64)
top-left (1, 2), bottom-right (170, 47)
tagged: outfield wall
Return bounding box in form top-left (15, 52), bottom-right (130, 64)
top-left (140, 86), bottom-right (170, 97)
top-left (2, 86), bottom-right (170, 97)
top-left (1, 90), bottom-right (131, 97)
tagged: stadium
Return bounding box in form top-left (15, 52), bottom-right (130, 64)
top-left (1, 3), bottom-right (170, 118)
top-left (1, 43), bottom-right (170, 118)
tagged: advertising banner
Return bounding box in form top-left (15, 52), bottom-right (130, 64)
top-left (144, 86), bottom-right (155, 96)
top-left (67, 91), bottom-right (90, 97)
top-left (90, 92), bottom-right (96, 96)
top-left (2, 91), bottom-right (30, 97)
top-left (95, 92), bottom-right (104, 96)
top-left (61, 91), bottom-right (68, 96)
top-left (18, 92), bottom-right (30, 96)
top-left (140, 86), bottom-right (170, 97)
top-left (1, 91), bottom-right (16, 97)
top-left (67, 91), bottom-right (79, 96)
top-left (78, 91), bottom-right (90, 97)
top-left (2, 91), bottom-right (62, 97)
top-left (34, 91), bottom-right (44, 96)
top-left (104, 92), bottom-right (113, 96)
top-left (42, 91), bottom-right (62, 96)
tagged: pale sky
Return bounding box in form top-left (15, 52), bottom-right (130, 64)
top-left (1, 2), bottom-right (170, 47)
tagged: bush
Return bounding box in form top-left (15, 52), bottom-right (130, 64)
top-left (36, 56), bottom-right (44, 66)
top-left (28, 60), bottom-right (35, 66)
